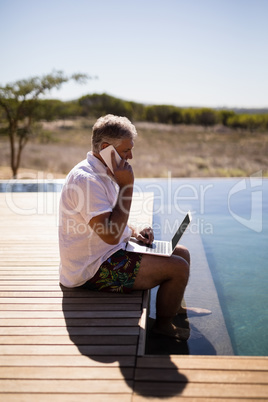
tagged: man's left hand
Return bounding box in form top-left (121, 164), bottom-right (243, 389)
top-left (135, 227), bottom-right (154, 245)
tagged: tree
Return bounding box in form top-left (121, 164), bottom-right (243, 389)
top-left (79, 93), bottom-right (134, 119)
top-left (144, 105), bottom-right (183, 124)
top-left (194, 108), bottom-right (218, 127)
top-left (218, 110), bottom-right (235, 126)
top-left (34, 99), bottom-right (83, 121)
top-left (0, 70), bottom-right (89, 177)
top-left (181, 108), bottom-right (195, 125)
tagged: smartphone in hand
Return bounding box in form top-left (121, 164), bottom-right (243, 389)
top-left (99, 145), bottom-right (121, 174)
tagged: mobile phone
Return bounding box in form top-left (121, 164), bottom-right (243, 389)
top-left (99, 145), bottom-right (121, 174)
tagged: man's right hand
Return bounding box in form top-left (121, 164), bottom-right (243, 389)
top-left (111, 151), bottom-right (134, 188)
top-left (90, 151), bottom-right (134, 245)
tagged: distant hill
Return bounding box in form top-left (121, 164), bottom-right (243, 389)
top-left (216, 107), bottom-right (268, 115)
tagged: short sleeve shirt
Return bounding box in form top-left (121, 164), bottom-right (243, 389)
top-left (58, 152), bottom-right (132, 287)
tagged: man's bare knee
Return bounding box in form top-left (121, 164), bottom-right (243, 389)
top-left (158, 254), bottom-right (189, 286)
top-left (133, 253), bottom-right (189, 290)
top-left (172, 256), bottom-right (189, 284)
top-left (173, 245), bottom-right (190, 265)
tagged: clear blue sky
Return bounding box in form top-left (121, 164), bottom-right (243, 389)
top-left (1, 0), bottom-right (267, 108)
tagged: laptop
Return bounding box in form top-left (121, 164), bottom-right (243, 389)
top-left (126, 211), bottom-right (192, 257)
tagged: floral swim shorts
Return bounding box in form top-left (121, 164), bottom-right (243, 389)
top-left (81, 249), bottom-right (143, 294)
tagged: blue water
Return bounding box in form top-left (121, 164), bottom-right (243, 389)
top-left (1, 177), bottom-right (267, 356)
top-left (0, 180), bottom-right (64, 193)
top-left (198, 178), bottom-right (268, 356)
top-left (133, 177), bottom-right (268, 356)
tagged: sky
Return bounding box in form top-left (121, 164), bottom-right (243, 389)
top-left (0, 0), bottom-right (267, 108)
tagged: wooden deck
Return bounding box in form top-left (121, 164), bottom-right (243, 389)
top-left (0, 191), bottom-right (268, 401)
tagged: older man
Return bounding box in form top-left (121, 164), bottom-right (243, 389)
top-left (59, 114), bottom-right (191, 339)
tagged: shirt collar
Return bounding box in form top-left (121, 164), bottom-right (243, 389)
top-left (86, 151), bottom-right (119, 188)
top-left (87, 151), bottom-right (120, 189)
top-left (87, 151), bottom-right (107, 174)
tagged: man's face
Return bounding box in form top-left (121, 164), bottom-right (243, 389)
top-left (115, 138), bottom-right (134, 161)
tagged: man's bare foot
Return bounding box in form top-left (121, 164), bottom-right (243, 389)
top-left (177, 306), bottom-right (212, 316)
top-left (152, 321), bottom-right (190, 341)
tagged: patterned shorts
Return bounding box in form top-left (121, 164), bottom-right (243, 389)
top-left (81, 249), bottom-right (143, 294)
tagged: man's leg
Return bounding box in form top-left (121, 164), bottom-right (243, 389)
top-left (132, 245), bottom-right (190, 339)
top-left (172, 245), bottom-right (212, 316)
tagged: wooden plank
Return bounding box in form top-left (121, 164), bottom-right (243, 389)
top-left (0, 344), bottom-right (137, 355)
top-left (133, 382), bottom-right (268, 399)
top-left (0, 366), bottom-right (134, 380)
top-left (137, 290), bottom-right (149, 356)
top-left (0, 276), bottom-right (59, 280)
top-left (0, 310), bottom-right (141, 318)
top-left (0, 318), bottom-right (140, 326)
top-left (0, 260), bottom-right (56, 263)
top-left (134, 368), bottom-right (268, 384)
top-left (0, 355), bottom-right (136, 367)
top-left (0, 303), bottom-right (141, 311)
top-left (0, 291), bottom-right (143, 297)
top-left (0, 264), bottom-right (59, 268)
top-left (0, 379), bottom-right (134, 394)
top-left (0, 268), bottom-right (58, 271)
top-left (0, 260), bottom-right (59, 264)
top-left (0, 394), bottom-right (133, 402)
top-left (0, 297), bottom-right (141, 304)
top-left (0, 335), bottom-right (138, 345)
top-left (133, 399), bottom-right (268, 402)
top-left (0, 285), bottom-right (75, 290)
top-left (0, 326), bottom-right (140, 336)
top-left (0, 247), bottom-right (59, 251)
top-left (136, 356), bottom-right (268, 371)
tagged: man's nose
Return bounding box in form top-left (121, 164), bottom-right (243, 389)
top-left (127, 150), bottom-right (133, 160)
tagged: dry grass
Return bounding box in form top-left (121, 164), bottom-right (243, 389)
top-left (0, 118), bottom-right (268, 179)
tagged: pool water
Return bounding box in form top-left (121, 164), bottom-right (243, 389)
top-left (133, 177), bottom-right (268, 356)
top-left (1, 176), bottom-right (267, 356)
top-left (199, 179), bottom-right (268, 356)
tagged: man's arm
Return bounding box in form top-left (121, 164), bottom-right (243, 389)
top-left (89, 153), bottom-right (134, 245)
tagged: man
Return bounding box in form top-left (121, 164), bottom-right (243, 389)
top-left (59, 114), bottom-right (191, 339)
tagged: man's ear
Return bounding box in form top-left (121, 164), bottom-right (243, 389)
top-left (101, 142), bottom-right (110, 150)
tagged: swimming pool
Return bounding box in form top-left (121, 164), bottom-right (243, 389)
top-left (133, 176), bottom-right (268, 356)
top-left (1, 176), bottom-right (267, 356)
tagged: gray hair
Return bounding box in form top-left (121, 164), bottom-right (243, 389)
top-left (91, 114), bottom-right (137, 153)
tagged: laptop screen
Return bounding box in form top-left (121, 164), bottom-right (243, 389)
top-left (171, 212), bottom-right (192, 250)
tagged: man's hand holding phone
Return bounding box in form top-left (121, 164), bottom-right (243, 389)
top-left (100, 145), bottom-right (134, 188)
top-left (100, 145), bottom-right (121, 174)
top-left (111, 150), bottom-right (134, 188)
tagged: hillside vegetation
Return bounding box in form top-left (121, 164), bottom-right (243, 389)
top-left (23, 93), bottom-right (268, 131)
top-left (1, 117), bottom-right (267, 179)
top-left (1, 93), bottom-right (268, 179)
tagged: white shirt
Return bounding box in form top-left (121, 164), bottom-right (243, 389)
top-left (58, 152), bottom-right (132, 287)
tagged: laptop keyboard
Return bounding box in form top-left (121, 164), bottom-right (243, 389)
top-left (146, 241), bottom-right (168, 254)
